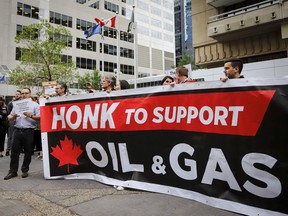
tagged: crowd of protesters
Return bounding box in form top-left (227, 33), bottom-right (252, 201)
top-left (0, 58), bottom-right (244, 180)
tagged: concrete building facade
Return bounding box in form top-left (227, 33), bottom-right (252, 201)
top-left (192, 0), bottom-right (288, 68)
top-left (0, 0), bottom-right (175, 95)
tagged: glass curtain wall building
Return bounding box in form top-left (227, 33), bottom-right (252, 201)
top-left (174, 0), bottom-right (194, 66)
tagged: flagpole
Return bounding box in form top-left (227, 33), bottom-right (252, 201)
top-left (133, 6), bottom-right (138, 89)
top-left (101, 18), bottom-right (104, 78)
top-left (116, 11), bottom-right (120, 85)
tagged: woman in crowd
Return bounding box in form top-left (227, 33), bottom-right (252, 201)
top-left (101, 74), bottom-right (116, 93)
top-left (161, 76), bottom-right (174, 85)
top-left (115, 80), bottom-right (130, 90)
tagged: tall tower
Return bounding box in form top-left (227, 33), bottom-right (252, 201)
top-left (174, 0), bottom-right (194, 66)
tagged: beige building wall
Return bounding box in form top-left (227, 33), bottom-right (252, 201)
top-left (192, 0), bottom-right (288, 68)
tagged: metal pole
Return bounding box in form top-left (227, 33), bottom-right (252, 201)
top-left (116, 11), bottom-right (120, 85)
top-left (101, 18), bottom-right (104, 78)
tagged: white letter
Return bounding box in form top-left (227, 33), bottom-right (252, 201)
top-left (66, 105), bottom-right (82, 129)
top-left (170, 143), bottom-right (197, 180)
top-left (176, 106), bottom-right (187, 123)
top-left (164, 106), bottom-right (176, 123)
top-left (119, 143), bottom-right (144, 172)
top-left (214, 106), bottom-right (228, 126)
top-left (242, 153), bottom-right (281, 198)
top-left (83, 104), bottom-right (100, 129)
top-left (199, 106), bottom-right (213, 125)
top-left (100, 102), bottom-right (119, 128)
top-left (86, 141), bottom-right (108, 168)
top-left (108, 142), bottom-right (118, 171)
top-left (229, 106), bottom-right (244, 126)
top-left (52, 107), bottom-right (66, 129)
top-left (134, 108), bottom-right (148, 124)
top-left (187, 106), bottom-right (198, 123)
top-left (125, 109), bottom-right (135, 124)
top-left (202, 148), bottom-right (241, 191)
top-left (152, 107), bottom-right (163, 123)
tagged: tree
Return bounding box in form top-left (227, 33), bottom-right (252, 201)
top-left (9, 19), bottom-right (76, 87)
top-left (76, 69), bottom-right (102, 91)
top-left (177, 54), bottom-right (200, 70)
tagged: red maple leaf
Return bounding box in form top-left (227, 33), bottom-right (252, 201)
top-left (50, 136), bottom-right (83, 173)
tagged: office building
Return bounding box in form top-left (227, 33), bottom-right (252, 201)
top-left (192, 0), bottom-right (288, 68)
top-left (0, 0), bottom-right (175, 94)
top-left (174, 0), bottom-right (194, 66)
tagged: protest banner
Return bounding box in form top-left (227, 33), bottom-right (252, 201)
top-left (13, 99), bottom-right (37, 117)
top-left (40, 78), bottom-right (288, 216)
top-left (42, 81), bottom-right (57, 96)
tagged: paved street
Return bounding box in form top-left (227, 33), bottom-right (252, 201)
top-left (0, 149), bottom-right (240, 216)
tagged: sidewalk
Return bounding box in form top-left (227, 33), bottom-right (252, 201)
top-left (0, 153), bottom-right (240, 216)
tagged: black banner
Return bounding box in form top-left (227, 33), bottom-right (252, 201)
top-left (40, 79), bottom-right (288, 216)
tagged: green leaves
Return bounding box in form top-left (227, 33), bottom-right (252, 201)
top-left (10, 19), bottom-right (76, 87)
top-left (76, 69), bottom-right (102, 91)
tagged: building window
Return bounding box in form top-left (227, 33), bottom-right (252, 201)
top-left (101, 61), bottom-right (117, 73)
top-left (61, 55), bottom-right (72, 65)
top-left (15, 47), bottom-right (22, 60)
top-left (55, 13), bottom-right (61, 25)
top-left (151, 0), bottom-right (161, 5)
top-left (120, 64), bottom-right (134, 75)
top-left (163, 0), bottom-right (173, 10)
top-left (16, 24), bottom-right (39, 40)
top-left (76, 57), bottom-right (96, 69)
top-left (49, 34), bottom-right (72, 47)
top-left (77, 18), bottom-right (95, 31)
top-left (50, 11), bottom-right (72, 28)
top-left (17, 2), bottom-right (39, 19)
top-left (163, 22), bottom-right (173, 32)
top-left (137, 13), bottom-right (149, 23)
top-left (76, 0), bottom-right (87, 4)
top-left (100, 43), bottom-right (117, 56)
top-left (127, 0), bottom-right (135, 5)
top-left (76, 38), bottom-right (96, 52)
top-left (103, 26), bottom-right (117, 39)
top-left (17, 2), bottom-right (23, 15)
top-left (163, 12), bottom-right (173, 20)
top-left (120, 47), bottom-right (134, 59)
top-left (120, 31), bottom-right (134, 43)
top-left (151, 18), bottom-right (162, 28)
top-left (151, 6), bottom-right (161, 17)
top-left (122, 7), bottom-right (126, 16)
top-left (23, 4), bottom-right (31, 18)
top-left (90, 1), bottom-right (100, 9)
top-left (151, 30), bottom-right (162, 40)
top-left (138, 0), bottom-right (149, 11)
top-left (104, 1), bottom-right (119, 13)
top-left (31, 6), bottom-right (39, 19)
top-left (16, 24), bottom-right (23, 35)
top-left (138, 26), bottom-right (149, 36)
top-left (164, 34), bottom-right (173, 43)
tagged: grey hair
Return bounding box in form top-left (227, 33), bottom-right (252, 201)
top-left (103, 74), bottom-right (116, 88)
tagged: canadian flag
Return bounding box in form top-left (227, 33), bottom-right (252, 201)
top-left (95, 16), bottom-right (116, 28)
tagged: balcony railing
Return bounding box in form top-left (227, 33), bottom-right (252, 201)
top-left (208, 0), bottom-right (280, 23)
